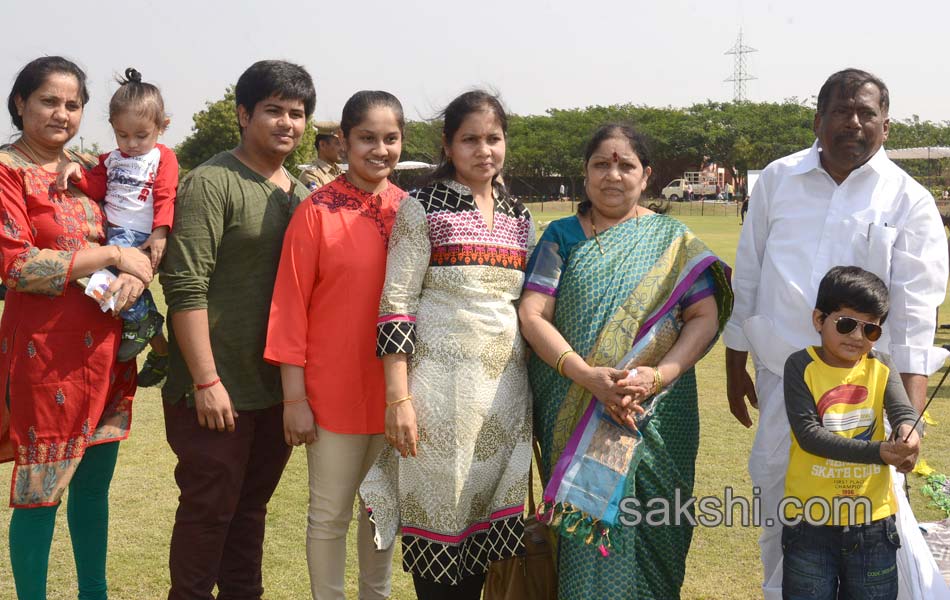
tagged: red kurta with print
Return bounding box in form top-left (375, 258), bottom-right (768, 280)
top-left (0, 145), bottom-right (137, 508)
top-left (265, 175), bottom-right (405, 434)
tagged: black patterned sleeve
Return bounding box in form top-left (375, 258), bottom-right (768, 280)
top-left (376, 197), bottom-right (431, 357)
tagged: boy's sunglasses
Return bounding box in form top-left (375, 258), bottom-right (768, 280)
top-left (826, 315), bottom-right (883, 342)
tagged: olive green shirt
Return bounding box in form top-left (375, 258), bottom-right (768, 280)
top-left (159, 151), bottom-right (308, 409)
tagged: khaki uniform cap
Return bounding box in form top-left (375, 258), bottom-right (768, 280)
top-left (313, 120), bottom-right (340, 136)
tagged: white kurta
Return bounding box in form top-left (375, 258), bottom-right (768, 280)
top-left (361, 181), bottom-right (534, 585)
top-left (726, 141), bottom-right (950, 599)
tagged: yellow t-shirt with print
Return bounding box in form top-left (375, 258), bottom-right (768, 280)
top-left (783, 347), bottom-right (897, 525)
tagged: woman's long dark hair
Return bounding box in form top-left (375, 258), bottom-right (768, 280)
top-left (577, 123), bottom-right (653, 215)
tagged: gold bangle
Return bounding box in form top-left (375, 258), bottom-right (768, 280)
top-left (115, 246), bottom-right (123, 269)
top-left (387, 394), bottom-right (412, 407)
top-left (555, 349), bottom-right (576, 377)
top-left (283, 397), bottom-right (307, 405)
top-left (653, 367), bottom-right (663, 395)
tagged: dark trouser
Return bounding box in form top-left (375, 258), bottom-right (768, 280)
top-left (164, 401), bottom-right (291, 600)
top-left (782, 515), bottom-right (900, 600)
top-left (411, 573), bottom-right (486, 600)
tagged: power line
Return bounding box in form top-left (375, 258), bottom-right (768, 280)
top-left (724, 28), bottom-right (757, 102)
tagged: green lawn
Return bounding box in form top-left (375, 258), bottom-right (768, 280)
top-left (2, 210), bottom-right (949, 599)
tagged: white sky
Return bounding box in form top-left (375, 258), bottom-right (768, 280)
top-left (3, 0), bottom-right (948, 150)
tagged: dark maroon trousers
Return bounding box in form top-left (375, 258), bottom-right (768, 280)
top-left (164, 401), bottom-right (291, 600)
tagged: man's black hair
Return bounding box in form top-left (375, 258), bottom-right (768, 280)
top-left (234, 60), bottom-right (316, 121)
top-left (816, 68), bottom-right (890, 116)
top-left (815, 265), bottom-right (890, 323)
top-left (314, 133), bottom-right (335, 149)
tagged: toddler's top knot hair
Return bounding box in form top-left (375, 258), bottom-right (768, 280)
top-left (109, 68), bottom-right (166, 128)
top-left (123, 68), bottom-right (142, 84)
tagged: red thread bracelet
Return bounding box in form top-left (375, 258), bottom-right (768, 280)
top-left (194, 376), bottom-right (221, 391)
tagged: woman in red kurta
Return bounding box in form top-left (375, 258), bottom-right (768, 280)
top-left (264, 91), bottom-right (407, 599)
top-left (0, 57), bottom-right (153, 599)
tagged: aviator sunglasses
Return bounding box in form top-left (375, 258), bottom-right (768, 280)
top-left (825, 314), bottom-right (883, 342)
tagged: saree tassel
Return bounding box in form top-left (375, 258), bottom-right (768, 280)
top-left (584, 518), bottom-right (601, 545)
top-left (598, 528), bottom-right (613, 557)
top-left (563, 513), bottom-right (582, 534)
top-left (565, 509), bottom-right (586, 533)
top-left (551, 504), bottom-right (567, 528)
top-left (575, 515), bottom-right (596, 542)
top-left (536, 500), bottom-right (549, 521)
top-left (550, 502), bottom-right (571, 527)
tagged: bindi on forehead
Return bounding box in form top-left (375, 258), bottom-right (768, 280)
top-left (592, 149), bottom-right (636, 163)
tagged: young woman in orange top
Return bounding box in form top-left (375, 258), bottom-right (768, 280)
top-left (264, 90), bottom-right (406, 600)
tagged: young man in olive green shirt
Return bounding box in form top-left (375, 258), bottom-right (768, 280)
top-left (159, 60), bottom-right (315, 600)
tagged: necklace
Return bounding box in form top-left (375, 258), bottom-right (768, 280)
top-left (15, 138), bottom-right (65, 169)
top-left (590, 206), bottom-right (640, 256)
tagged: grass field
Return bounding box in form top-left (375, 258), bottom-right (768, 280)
top-left (2, 210), bottom-right (950, 599)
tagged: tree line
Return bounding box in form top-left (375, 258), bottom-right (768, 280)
top-left (174, 90), bottom-right (950, 196)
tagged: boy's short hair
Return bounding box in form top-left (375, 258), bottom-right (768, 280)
top-left (234, 60), bottom-right (316, 121)
top-left (815, 266), bottom-right (890, 323)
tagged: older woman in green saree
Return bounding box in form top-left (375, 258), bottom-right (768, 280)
top-left (518, 124), bottom-right (733, 599)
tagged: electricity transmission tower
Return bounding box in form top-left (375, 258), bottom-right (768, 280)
top-left (724, 29), bottom-right (757, 102)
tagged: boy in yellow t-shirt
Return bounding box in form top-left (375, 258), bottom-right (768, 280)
top-left (783, 266), bottom-right (921, 600)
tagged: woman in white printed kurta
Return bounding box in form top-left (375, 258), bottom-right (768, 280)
top-left (360, 177), bottom-right (534, 588)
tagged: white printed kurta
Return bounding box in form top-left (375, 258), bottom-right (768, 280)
top-left (361, 179), bottom-right (534, 584)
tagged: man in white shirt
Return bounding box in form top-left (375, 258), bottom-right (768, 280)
top-left (725, 68), bottom-right (950, 599)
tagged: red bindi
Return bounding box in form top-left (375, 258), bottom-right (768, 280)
top-left (612, 151), bottom-right (619, 163)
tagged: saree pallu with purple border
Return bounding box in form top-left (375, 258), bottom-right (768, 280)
top-left (527, 214), bottom-right (732, 599)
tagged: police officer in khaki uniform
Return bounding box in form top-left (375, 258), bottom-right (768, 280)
top-left (298, 120), bottom-right (344, 191)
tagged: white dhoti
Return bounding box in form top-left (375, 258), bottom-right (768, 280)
top-left (749, 367), bottom-right (791, 600)
top-left (745, 317), bottom-right (950, 599)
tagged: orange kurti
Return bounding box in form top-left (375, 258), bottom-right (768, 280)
top-left (265, 175), bottom-right (405, 434)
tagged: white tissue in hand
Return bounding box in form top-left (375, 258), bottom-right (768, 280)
top-left (84, 269), bottom-right (117, 312)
